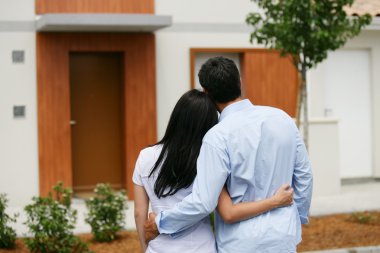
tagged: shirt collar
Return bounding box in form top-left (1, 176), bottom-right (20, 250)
top-left (219, 99), bottom-right (254, 122)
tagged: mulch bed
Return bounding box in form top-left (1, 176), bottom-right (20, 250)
top-left (297, 211), bottom-right (380, 252)
top-left (1, 212), bottom-right (379, 253)
top-left (0, 232), bottom-right (142, 253)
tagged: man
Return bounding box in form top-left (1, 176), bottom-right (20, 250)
top-left (144, 56), bottom-right (313, 252)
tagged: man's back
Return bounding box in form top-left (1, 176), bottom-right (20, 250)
top-left (154, 100), bottom-right (312, 253)
top-left (203, 100), bottom-right (312, 253)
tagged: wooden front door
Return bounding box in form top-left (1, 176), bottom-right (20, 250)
top-left (70, 53), bottom-right (124, 192)
top-left (37, 33), bottom-right (156, 199)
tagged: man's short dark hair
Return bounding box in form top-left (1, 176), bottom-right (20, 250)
top-left (198, 56), bottom-right (241, 103)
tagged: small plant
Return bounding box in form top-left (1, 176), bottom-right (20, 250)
top-left (0, 194), bottom-right (17, 249)
top-left (210, 212), bottom-right (215, 232)
top-left (24, 182), bottom-right (90, 253)
top-left (350, 212), bottom-right (377, 225)
top-left (85, 184), bottom-right (128, 242)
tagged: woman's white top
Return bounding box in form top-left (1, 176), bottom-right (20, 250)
top-left (132, 145), bottom-right (217, 253)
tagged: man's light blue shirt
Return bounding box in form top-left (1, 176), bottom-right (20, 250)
top-left (155, 99), bottom-right (313, 253)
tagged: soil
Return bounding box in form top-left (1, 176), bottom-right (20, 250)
top-left (0, 232), bottom-right (142, 253)
top-left (1, 212), bottom-right (379, 253)
top-left (297, 212), bottom-right (380, 252)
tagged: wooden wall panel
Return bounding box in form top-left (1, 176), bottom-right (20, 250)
top-left (37, 33), bottom-right (156, 199)
top-left (123, 35), bottom-right (157, 200)
top-left (241, 51), bottom-right (298, 117)
top-left (37, 34), bottom-right (72, 196)
top-left (36, 0), bottom-right (154, 14)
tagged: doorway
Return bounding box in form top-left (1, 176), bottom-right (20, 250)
top-left (69, 52), bottom-right (124, 193)
top-left (37, 33), bottom-right (156, 199)
top-left (324, 49), bottom-right (373, 178)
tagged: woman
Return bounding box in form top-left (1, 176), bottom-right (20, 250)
top-left (133, 90), bottom-right (293, 253)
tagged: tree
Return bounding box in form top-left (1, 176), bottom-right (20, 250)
top-left (246, 0), bottom-right (372, 148)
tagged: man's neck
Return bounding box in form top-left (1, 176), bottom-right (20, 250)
top-left (216, 97), bottom-right (243, 113)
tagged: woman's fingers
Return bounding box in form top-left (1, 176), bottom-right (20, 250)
top-left (273, 184), bottom-right (294, 207)
top-left (148, 212), bottom-right (157, 221)
top-left (286, 187), bottom-right (294, 196)
top-left (281, 184), bottom-right (291, 191)
top-left (285, 187), bottom-right (294, 205)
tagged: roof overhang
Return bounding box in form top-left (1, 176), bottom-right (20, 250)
top-left (36, 13), bottom-right (172, 32)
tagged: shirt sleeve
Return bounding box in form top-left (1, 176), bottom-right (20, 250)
top-left (292, 131), bottom-right (313, 224)
top-left (132, 152), bottom-right (143, 186)
top-left (155, 141), bottom-right (230, 237)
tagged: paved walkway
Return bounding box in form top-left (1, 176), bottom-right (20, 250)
top-left (310, 181), bottom-right (380, 216)
top-left (305, 245), bottom-right (380, 253)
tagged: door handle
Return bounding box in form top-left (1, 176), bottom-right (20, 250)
top-left (70, 120), bottom-right (77, 126)
top-left (324, 108), bottom-right (333, 117)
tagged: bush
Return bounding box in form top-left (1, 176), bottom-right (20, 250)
top-left (0, 194), bottom-right (17, 249)
top-left (85, 184), bottom-right (127, 242)
top-left (24, 182), bottom-right (90, 253)
top-left (350, 212), bottom-right (377, 225)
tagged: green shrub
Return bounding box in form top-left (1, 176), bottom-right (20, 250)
top-left (85, 184), bottom-right (127, 242)
top-left (210, 212), bottom-right (215, 232)
top-left (350, 212), bottom-right (377, 224)
top-left (0, 194), bottom-right (17, 249)
top-left (24, 182), bottom-right (90, 253)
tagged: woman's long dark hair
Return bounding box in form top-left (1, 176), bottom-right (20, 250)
top-left (149, 89), bottom-right (218, 198)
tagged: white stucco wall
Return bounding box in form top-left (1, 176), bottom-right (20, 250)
top-left (0, 0), bottom-right (35, 21)
top-left (0, 32), bottom-right (38, 206)
top-left (156, 0), bottom-right (258, 23)
top-left (308, 119), bottom-right (341, 196)
top-left (0, 0), bottom-right (38, 206)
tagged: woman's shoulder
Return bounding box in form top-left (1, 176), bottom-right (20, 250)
top-left (139, 144), bottom-right (163, 159)
top-left (136, 145), bottom-right (163, 173)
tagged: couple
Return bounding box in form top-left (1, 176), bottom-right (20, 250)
top-left (133, 57), bottom-right (313, 253)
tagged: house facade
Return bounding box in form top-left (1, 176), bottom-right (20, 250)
top-left (1, 0), bottom-right (379, 206)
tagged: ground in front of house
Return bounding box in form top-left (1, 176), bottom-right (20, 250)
top-left (298, 212), bottom-right (380, 252)
top-left (1, 211), bottom-right (379, 253)
top-left (0, 231), bottom-right (141, 253)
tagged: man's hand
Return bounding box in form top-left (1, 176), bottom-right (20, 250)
top-left (144, 213), bottom-right (159, 244)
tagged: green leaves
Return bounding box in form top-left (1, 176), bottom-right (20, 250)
top-left (350, 212), bottom-right (377, 225)
top-left (247, 0), bottom-right (372, 144)
top-left (0, 194), bottom-right (17, 249)
top-left (4, 182), bottom-right (128, 251)
top-left (85, 184), bottom-right (127, 243)
top-left (24, 182), bottom-right (90, 253)
top-left (53, 181), bottom-right (73, 208)
top-left (247, 0), bottom-right (372, 71)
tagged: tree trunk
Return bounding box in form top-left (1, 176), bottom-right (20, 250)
top-left (295, 71), bottom-right (303, 128)
top-left (301, 66), bottom-right (309, 149)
